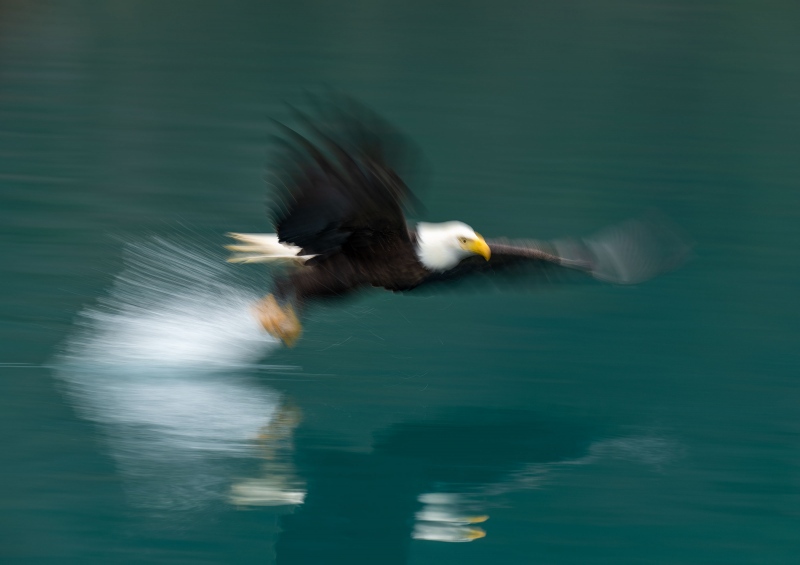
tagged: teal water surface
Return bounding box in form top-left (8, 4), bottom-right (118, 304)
top-left (2, 1), bottom-right (800, 564)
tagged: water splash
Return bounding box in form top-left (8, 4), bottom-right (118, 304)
top-left (62, 236), bottom-right (278, 369)
top-left (55, 237), bottom-right (293, 512)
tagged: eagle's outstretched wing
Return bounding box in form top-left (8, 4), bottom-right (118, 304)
top-left (268, 98), bottom-right (420, 259)
top-left (415, 214), bottom-right (691, 290)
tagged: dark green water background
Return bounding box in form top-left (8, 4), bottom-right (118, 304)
top-left (2, 1), bottom-right (799, 563)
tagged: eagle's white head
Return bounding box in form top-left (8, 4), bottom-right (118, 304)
top-left (415, 221), bottom-right (491, 272)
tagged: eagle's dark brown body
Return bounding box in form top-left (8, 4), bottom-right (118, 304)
top-left (274, 235), bottom-right (430, 304)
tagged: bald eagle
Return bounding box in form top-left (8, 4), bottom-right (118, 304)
top-left (227, 101), bottom-right (687, 346)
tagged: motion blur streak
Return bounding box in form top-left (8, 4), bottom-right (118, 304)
top-left (61, 237), bottom-right (275, 368)
top-left (55, 238), bottom-right (292, 511)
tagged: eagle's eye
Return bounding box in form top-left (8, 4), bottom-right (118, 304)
top-left (458, 237), bottom-right (468, 244)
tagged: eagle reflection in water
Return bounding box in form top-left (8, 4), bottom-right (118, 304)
top-left (232, 405), bottom-right (681, 563)
top-left (226, 97), bottom-right (690, 346)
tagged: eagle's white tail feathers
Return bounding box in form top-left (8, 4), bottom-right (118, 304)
top-left (225, 233), bottom-right (315, 264)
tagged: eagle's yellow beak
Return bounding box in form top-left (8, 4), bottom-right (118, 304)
top-left (465, 235), bottom-right (491, 261)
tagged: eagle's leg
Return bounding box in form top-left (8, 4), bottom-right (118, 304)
top-left (252, 294), bottom-right (302, 347)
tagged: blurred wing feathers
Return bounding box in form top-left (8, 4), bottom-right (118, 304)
top-left (268, 100), bottom-right (418, 257)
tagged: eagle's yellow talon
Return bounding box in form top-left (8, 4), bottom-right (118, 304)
top-left (252, 295), bottom-right (302, 347)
